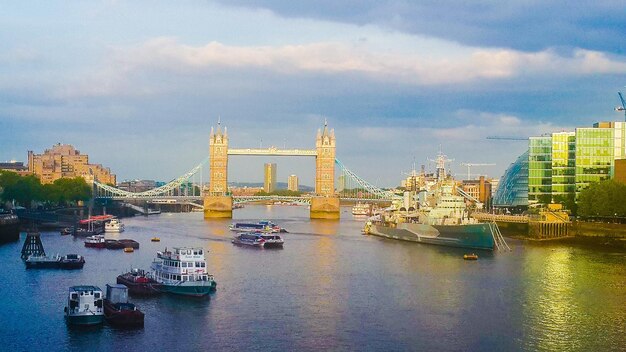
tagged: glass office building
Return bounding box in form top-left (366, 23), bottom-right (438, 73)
top-left (574, 127), bottom-right (614, 193)
top-left (528, 136), bottom-right (552, 204)
top-left (493, 151), bottom-right (528, 207)
top-left (551, 132), bottom-right (576, 202)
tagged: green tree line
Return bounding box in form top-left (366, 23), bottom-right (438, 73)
top-left (0, 171), bottom-right (92, 208)
top-left (577, 180), bottom-right (626, 218)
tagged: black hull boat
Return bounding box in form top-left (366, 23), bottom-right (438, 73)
top-left (116, 269), bottom-right (162, 296)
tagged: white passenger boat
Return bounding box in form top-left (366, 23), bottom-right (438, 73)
top-left (352, 202), bottom-right (371, 216)
top-left (150, 247), bottom-right (217, 297)
top-left (105, 218), bottom-right (125, 233)
top-left (64, 285), bottom-right (104, 326)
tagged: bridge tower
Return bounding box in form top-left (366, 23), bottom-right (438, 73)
top-left (204, 122), bottom-right (233, 218)
top-left (311, 121), bottom-right (340, 219)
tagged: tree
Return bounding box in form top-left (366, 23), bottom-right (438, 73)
top-left (578, 180), bottom-right (626, 218)
top-left (2, 175), bottom-right (43, 208)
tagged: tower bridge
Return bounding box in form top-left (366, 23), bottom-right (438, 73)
top-left (93, 121), bottom-right (401, 219)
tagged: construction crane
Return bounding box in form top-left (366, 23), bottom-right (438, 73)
top-left (460, 163), bottom-right (495, 180)
top-left (486, 136), bottom-right (528, 141)
top-left (616, 91), bottom-right (626, 121)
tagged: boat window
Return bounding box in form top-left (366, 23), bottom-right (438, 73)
top-left (199, 250), bottom-right (203, 255)
top-left (94, 293), bottom-right (100, 299)
top-left (182, 276), bottom-right (187, 281)
top-left (71, 293), bottom-right (78, 300)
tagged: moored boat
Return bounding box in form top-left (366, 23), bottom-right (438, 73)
top-left (59, 254), bottom-right (85, 269)
top-left (105, 218), bottom-right (125, 233)
top-left (352, 202), bottom-right (371, 216)
top-left (117, 268), bottom-right (162, 296)
top-left (103, 284), bottom-right (144, 328)
top-left (150, 247), bottom-right (217, 297)
top-left (24, 254), bottom-right (62, 268)
top-left (0, 211), bottom-right (20, 243)
top-left (64, 286), bottom-right (104, 326)
top-left (151, 237), bottom-right (160, 242)
top-left (84, 234), bottom-right (105, 248)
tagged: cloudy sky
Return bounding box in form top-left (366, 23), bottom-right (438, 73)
top-left (1, 1), bottom-right (625, 187)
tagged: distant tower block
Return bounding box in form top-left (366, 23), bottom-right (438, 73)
top-left (21, 231), bottom-right (46, 260)
top-left (311, 121), bottom-right (340, 219)
top-left (204, 122), bottom-right (232, 219)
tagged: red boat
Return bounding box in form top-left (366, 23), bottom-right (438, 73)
top-left (104, 284), bottom-right (144, 328)
top-left (84, 235), bottom-right (105, 248)
top-left (117, 269), bottom-right (162, 296)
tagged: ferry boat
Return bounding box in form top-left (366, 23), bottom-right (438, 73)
top-left (232, 233), bottom-right (265, 247)
top-left (84, 234), bottom-right (106, 248)
top-left (150, 247), bottom-right (217, 297)
top-left (352, 202), bottom-right (371, 216)
top-left (105, 218), bottom-right (125, 233)
top-left (64, 286), bottom-right (104, 326)
top-left (117, 268), bottom-right (162, 296)
top-left (103, 284), bottom-right (144, 328)
top-left (229, 220), bottom-right (285, 233)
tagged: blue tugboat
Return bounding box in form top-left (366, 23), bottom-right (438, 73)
top-left (64, 286), bottom-right (104, 326)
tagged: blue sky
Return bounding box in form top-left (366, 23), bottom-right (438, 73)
top-left (1, 1), bottom-right (625, 187)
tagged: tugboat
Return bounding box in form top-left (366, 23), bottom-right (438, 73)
top-left (64, 286), bottom-right (104, 326)
top-left (150, 247), bottom-right (217, 297)
top-left (117, 268), bottom-right (162, 296)
top-left (103, 284), bottom-right (144, 328)
top-left (232, 233), bottom-right (266, 248)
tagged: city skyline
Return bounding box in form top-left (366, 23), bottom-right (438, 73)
top-left (1, 2), bottom-right (625, 187)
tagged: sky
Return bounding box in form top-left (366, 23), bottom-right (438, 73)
top-left (1, 1), bottom-right (625, 187)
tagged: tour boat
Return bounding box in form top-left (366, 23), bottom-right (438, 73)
top-left (352, 202), bottom-right (371, 216)
top-left (150, 247), bottom-right (217, 297)
top-left (117, 268), bottom-right (162, 296)
top-left (103, 284), bottom-right (144, 328)
top-left (229, 220), bottom-right (286, 233)
top-left (259, 234), bottom-right (284, 248)
top-left (105, 218), bottom-right (125, 233)
top-left (84, 234), bottom-right (106, 248)
top-left (64, 286), bottom-right (104, 326)
top-left (232, 233), bottom-right (266, 247)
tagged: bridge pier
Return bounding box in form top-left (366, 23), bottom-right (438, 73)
top-left (310, 196), bottom-right (340, 220)
top-left (204, 195), bottom-right (233, 219)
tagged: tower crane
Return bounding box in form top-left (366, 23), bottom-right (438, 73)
top-left (486, 136), bottom-right (528, 141)
top-left (616, 91), bottom-right (626, 121)
top-left (460, 163), bottom-right (495, 180)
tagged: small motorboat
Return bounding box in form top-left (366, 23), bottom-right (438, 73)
top-left (463, 253), bottom-right (479, 260)
top-left (151, 237), bottom-right (160, 242)
top-left (103, 284), bottom-right (144, 328)
top-left (124, 247), bottom-right (134, 253)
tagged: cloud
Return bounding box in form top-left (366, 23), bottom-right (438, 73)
top-left (59, 37), bottom-right (626, 99)
top-left (214, 1), bottom-right (626, 54)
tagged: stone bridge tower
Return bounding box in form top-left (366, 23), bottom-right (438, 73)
top-left (204, 122), bottom-right (232, 218)
top-left (311, 121), bottom-right (340, 219)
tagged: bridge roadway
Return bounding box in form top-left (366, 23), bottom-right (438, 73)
top-left (97, 195), bottom-right (392, 205)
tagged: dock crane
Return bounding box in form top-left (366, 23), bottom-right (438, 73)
top-left (616, 91), bottom-right (626, 121)
top-left (460, 163), bottom-right (495, 180)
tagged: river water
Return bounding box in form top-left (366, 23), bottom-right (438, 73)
top-left (1, 205), bottom-right (625, 351)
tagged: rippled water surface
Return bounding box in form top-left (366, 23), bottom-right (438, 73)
top-left (1, 205), bottom-right (625, 351)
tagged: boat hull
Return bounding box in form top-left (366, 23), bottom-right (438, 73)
top-left (368, 222), bottom-right (495, 251)
top-left (117, 274), bottom-right (162, 296)
top-left (25, 259), bottom-right (61, 269)
top-left (103, 300), bottom-right (144, 327)
top-left (65, 313), bottom-right (104, 326)
top-left (157, 282), bottom-right (216, 297)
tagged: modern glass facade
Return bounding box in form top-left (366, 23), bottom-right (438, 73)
top-left (574, 127), bottom-right (614, 194)
top-left (551, 132), bottom-right (576, 202)
top-left (528, 136), bottom-right (552, 204)
top-left (493, 151), bottom-right (528, 207)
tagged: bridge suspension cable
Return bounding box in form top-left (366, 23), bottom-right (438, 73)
top-left (335, 159), bottom-right (401, 201)
top-left (94, 157), bottom-right (208, 198)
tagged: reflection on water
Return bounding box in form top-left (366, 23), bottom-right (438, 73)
top-left (1, 205), bottom-right (625, 351)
